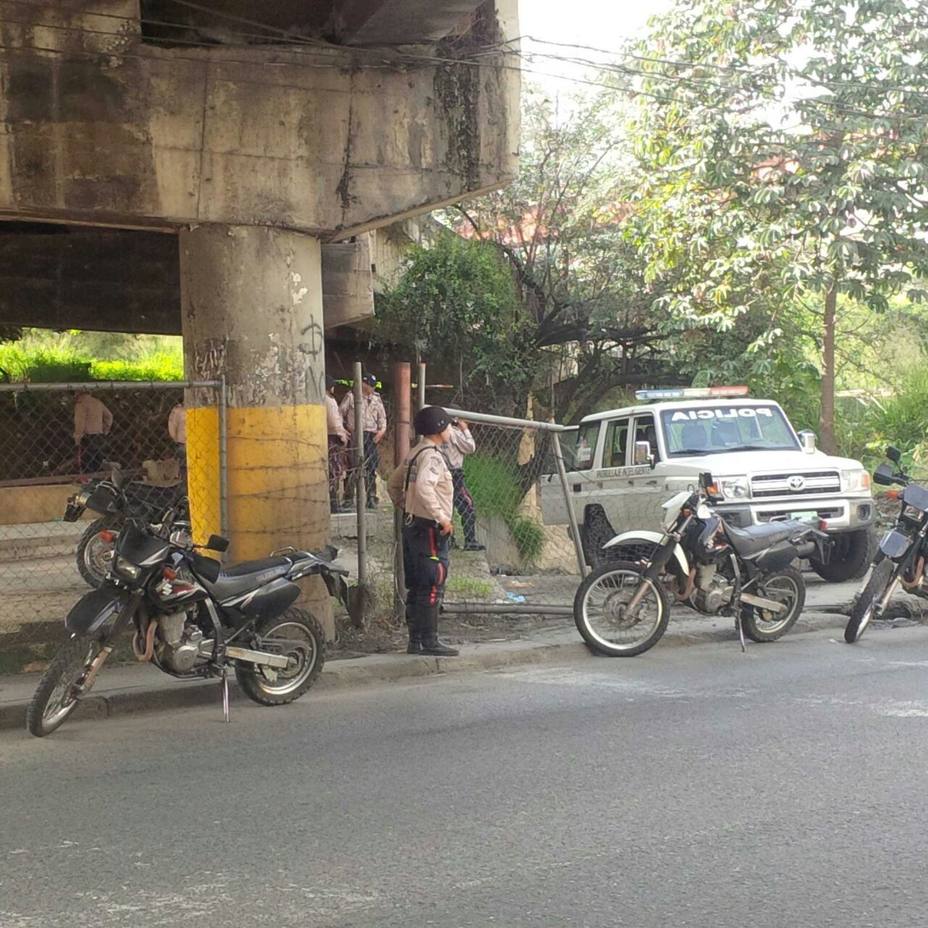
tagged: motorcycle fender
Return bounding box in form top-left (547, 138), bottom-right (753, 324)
top-left (65, 586), bottom-right (130, 638)
top-left (603, 530), bottom-right (690, 576)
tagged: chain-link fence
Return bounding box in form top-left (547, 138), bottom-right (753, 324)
top-left (327, 381), bottom-right (584, 628)
top-left (0, 381), bottom-right (224, 667)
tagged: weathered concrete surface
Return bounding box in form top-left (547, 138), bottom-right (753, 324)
top-left (180, 224), bottom-right (333, 633)
top-left (0, 1), bottom-right (520, 238)
top-left (0, 228), bottom-right (376, 333)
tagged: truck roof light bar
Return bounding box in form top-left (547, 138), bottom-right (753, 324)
top-left (634, 386), bottom-right (750, 401)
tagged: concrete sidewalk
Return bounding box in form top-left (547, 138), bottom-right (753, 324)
top-left (0, 603), bottom-right (867, 732)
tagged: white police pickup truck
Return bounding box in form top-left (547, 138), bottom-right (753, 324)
top-left (540, 387), bottom-right (875, 582)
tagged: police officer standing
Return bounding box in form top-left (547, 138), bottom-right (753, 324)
top-left (443, 417), bottom-right (485, 551)
top-left (387, 405), bottom-right (459, 657)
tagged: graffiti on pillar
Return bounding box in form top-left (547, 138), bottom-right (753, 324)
top-left (299, 320), bottom-right (324, 359)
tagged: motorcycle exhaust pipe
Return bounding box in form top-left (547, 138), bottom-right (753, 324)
top-left (224, 645), bottom-right (290, 669)
top-left (198, 641), bottom-right (290, 669)
top-left (741, 592), bottom-right (787, 614)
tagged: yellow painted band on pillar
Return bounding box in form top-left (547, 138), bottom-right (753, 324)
top-left (186, 405), bottom-right (221, 545)
top-left (187, 403), bottom-right (328, 562)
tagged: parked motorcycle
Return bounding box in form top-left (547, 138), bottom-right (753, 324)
top-left (573, 473), bottom-right (832, 656)
top-left (28, 496), bottom-right (348, 737)
top-left (65, 464), bottom-right (189, 588)
top-left (845, 446), bottom-right (928, 644)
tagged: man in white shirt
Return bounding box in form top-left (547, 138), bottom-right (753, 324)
top-left (443, 418), bottom-right (484, 551)
top-left (74, 390), bottom-right (113, 474)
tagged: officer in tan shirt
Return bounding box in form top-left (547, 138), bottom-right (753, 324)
top-left (388, 405), bottom-right (458, 657)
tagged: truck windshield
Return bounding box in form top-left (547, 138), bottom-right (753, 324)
top-left (660, 405), bottom-right (799, 456)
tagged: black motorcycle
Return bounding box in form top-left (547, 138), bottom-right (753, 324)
top-left (28, 499), bottom-right (348, 737)
top-left (573, 473), bottom-right (832, 656)
top-left (845, 446), bottom-right (928, 644)
top-left (66, 465), bottom-right (189, 588)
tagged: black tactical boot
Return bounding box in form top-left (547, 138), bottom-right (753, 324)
top-left (419, 605), bottom-right (459, 657)
top-left (405, 596), bottom-right (422, 654)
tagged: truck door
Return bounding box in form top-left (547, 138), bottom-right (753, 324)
top-left (586, 416), bottom-right (631, 531)
top-left (538, 420), bottom-right (603, 524)
top-left (625, 414), bottom-right (666, 529)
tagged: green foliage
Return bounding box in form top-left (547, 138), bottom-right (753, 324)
top-left (463, 453), bottom-right (545, 562)
top-left (377, 233), bottom-right (530, 413)
top-left (445, 576), bottom-right (495, 599)
top-left (627, 0), bottom-right (928, 448)
top-left (0, 331), bottom-right (183, 382)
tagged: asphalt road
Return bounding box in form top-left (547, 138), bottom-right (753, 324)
top-left (4, 625), bottom-right (928, 927)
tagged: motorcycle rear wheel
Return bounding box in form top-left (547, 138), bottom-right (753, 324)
top-left (741, 566), bottom-right (805, 642)
top-left (26, 636), bottom-right (101, 737)
top-left (235, 608), bottom-right (325, 705)
top-left (845, 558), bottom-right (894, 644)
top-left (574, 560), bottom-right (670, 657)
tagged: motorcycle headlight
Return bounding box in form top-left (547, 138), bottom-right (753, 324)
top-left (74, 489), bottom-right (91, 507)
top-left (114, 557), bottom-right (142, 580)
top-left (842, 469), bottom-right (871, 493)
top-left (718, 476), bottom-right (749, 500)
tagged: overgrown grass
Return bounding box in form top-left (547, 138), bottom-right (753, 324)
top-left (0, 333), bottom-right (183, 383)
top-left (463, 453), bottom-right (545, 562)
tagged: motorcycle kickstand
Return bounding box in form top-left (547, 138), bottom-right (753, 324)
top-left (735, 610), bottom-right (746, 653)
top-left (220, 666), bottom-right (231, 723)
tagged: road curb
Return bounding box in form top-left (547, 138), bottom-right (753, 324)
top-left (1, 609), bottom-right (863, 733)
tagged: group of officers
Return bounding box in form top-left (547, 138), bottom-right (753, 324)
top-left (324, 374), bottom-right (484, 552)
top-left (325, 374), bottom-right (483, 657)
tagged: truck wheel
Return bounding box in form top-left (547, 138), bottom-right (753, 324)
top-left (811, 528), bottom-right (876, 583)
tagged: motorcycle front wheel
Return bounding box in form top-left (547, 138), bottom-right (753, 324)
top-left (741, 566), bottom-right (805, 642)
top-left (76, 517), bottom-right (120, 588)
top-left (26, 636), bottom-right (101, 737)
top-left (845, 558), bottom-right (894, 644)
top-left (235, 608), bottom-right (326, 705)
top-left (574, 560), bottom-right (670, 657)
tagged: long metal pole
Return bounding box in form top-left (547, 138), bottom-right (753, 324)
top-left (441, 603), bottom-right (573, 616)
top-left (218, 375), bottom-right (229, 541)
top-left (553, 431), bottom-right (587, 577)
top-left (0, 380), bottom-right (221, 393)
top-left (417, 361), bottom-right (426, 411)
top-left (393, 362), bottom-right (411, 621)
top-left (352, 362), bottom-right (367, 598)
top-left (443, 407), bottom-right (565, 432)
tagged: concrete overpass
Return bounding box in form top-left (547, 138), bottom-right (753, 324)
top-left (0, 0), bottom-right (519, 626)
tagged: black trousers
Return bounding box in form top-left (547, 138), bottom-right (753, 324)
top-left (451, 468), bottom-right (477, 544)
top-left (402, 517), bottom-right (450, 609)
top-left (79, 434), bottom-right (106, 474)
top-left (362, 432), bottom-right (379, 504)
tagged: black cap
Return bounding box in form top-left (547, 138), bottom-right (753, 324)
top-left (362, 373), bottom-right (378, 387)
top-left (414, 405), bottom-right (450, 436)
top-left (325, 375), bottom-right (336, 390)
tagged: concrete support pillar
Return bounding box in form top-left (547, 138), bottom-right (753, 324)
top-left (179, 225), bottom-right (333, 636)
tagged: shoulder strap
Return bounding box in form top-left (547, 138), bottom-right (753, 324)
top-left (403, 445), bottom-right (449, 497)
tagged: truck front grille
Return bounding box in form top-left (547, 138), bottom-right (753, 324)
top-left (751, 470), bottom-right (841, 498)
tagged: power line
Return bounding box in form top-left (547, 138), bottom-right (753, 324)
top-left (1, 3), bottom-right (926, 125)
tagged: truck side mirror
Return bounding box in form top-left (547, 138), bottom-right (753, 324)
top-left (633, 441), bottom-right (655, 468)
top-left (798, 430), bottom-right (816, 454)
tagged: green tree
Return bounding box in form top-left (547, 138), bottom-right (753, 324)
top-left (376, 232), bottom-right (532, 415)
top-left (629, 0), bottom-right (928, 451)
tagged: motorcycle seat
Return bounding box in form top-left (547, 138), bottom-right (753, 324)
top-left (725, 519), bottom-right (808, 557)
top-left (206, 556), bottom-right (293, 601)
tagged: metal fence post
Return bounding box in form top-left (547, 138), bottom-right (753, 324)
top-left (392, 362), bottom-right (411, 621)
top-left (218, 375), bottom-right (229, 540)
top-left (352, 361), bottom-right (367, 626)
top-left (417, 361), bottom-right (426, 411)
top-left (553, 430), bottom-right (588, 577)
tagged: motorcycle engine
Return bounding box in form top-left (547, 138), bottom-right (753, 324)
top-left (692, 563), bottom-right (734, 615)
top-left (155, 610), bottom-right (204, 673)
